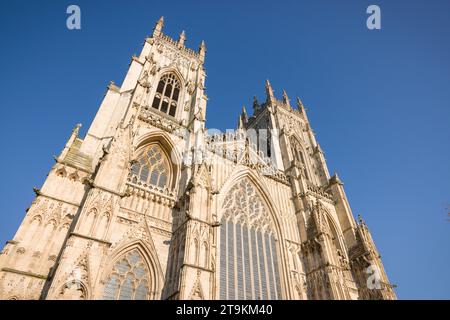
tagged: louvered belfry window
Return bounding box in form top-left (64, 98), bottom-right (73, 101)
top-left (151, 73), bottom-right (180, 117)
top-left (219, 178), bottom-right (281, 300)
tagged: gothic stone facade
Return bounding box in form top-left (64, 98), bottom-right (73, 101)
top-left (0, 17), bottom-right (396, 300)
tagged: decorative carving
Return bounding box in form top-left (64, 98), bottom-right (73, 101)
top-left (188, 271), bottom-right (204, 300)
top-left (138, 105), bottom-right (185, 136)
top-left (222, 178), bottom-right (273, 231)
top-left (187, 81), bottom-right (196, 95)
top-left (58, 282), bottom-right (87, 300)
top-left (138, 70), bottom-right (151, 88)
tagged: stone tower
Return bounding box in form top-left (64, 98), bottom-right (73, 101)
top-left (0, 17), bottom-right (396, 300)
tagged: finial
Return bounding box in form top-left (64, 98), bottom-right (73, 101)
top-left (265, 79), bottom-right (275, 104)
top-left (199, 40), bottom-right (206, 62)
top-left (153, 16), bottom-right (164, 37)
top-left (241, 105), bottom-right (248, 117)
top-left (296, 97), bottom-right (304, 110)
top-left (296, 97), bottom-right (310, 122)
top-left (238, 106), bottom-right (248, 129)
top-left (358, 214), bottom-right (364, 225)
top-left (178, 30), bottom-right (186, 46)
top-left (73, 123), bottom-right (82, 135)
top-left (237, 115), bottom-right (245, 130)
top-left (330, 172), bottom-right (343, 185)
top-left (282, 89), bottom-right (291, 108)
top-left (313, 143), bottom-right (324, 155)
top-left (253, 96), bottom-right (259, 112)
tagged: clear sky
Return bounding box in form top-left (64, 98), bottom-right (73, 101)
top-left (0, 0), bottom-right (449, 299)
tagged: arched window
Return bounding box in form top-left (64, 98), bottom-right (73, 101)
top-left (130, 144), bottom-right (170, 189)
top-left (296, 150), bottom-right (309, 180)
top-left (327, 216), bottom-right (344, 253)
top-left (103, 249), bottom-right (151, 300)
top-left (151, 73), bottom-right (180, 117)
top-left (219, 178), bottom-right (281, 300)
top-left (290, 138), bottom-right (310, 180)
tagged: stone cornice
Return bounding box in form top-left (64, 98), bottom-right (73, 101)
top-left (138, 105), bottom-right (186, 137)
top-left (70, 232), bottom-right (112, 246)
top-left (126, 179), bottom-right (177, 202)
top-left (55, 158), bottom-right (93, 175)
top-left (36, 192), bottom-right (81, 208)
top-left (147, 34), bottom-right (202, 62)
top-left (181, 263), bottom-right (214, 273)
top-left (1, 267), bottom-right (47, 280)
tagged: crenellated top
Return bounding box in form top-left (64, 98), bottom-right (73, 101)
top-left (149, 16), bottom-right (206, 63)
top-left (243, 81), bottom-right (309, 129)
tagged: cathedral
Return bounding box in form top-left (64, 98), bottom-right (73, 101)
top-left (0, 17), bottom-right (396, 300)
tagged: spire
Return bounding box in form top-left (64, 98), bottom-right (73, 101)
top-left (282, 89), bottom-right (291, 108)
top-left (329, 172), bottom-right (343, 185)
top-left (253, 96), bottom-right (259, 113)
top-left (72, 123), bottom-right (82, 136)
top-left (296, 97), bottom-right (309, 122)
top-left (199, 40), bottom-right (206, 63)
top-left (178, 30), bottom-right (186, 47)
top-left (296, 97), bottom-right (304, 111)
top-left (265, 79), bottom-right (275, 104)
top-left (238, 106), bottom-right (248, 129)
top-left (153, 16), bottom-right (164, 37)
top-left (237, 115), bottom-right (245, 130)
top-left (241, 105), bottom-right (248, 121)
top-left (357, 214), bottom-right (365, 226)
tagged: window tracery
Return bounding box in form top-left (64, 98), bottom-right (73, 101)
top-left (219, 178), bottom-right (281, 300)
top-left (290, 138), bottom-right (310, 180)
top-left (130, 144), bottom-right (170, 189)
top-left (103, 249), bottom-right (151, 300)
top-left (151, 73), bottom-right (180, 117)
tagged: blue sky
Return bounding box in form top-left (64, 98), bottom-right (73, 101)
top-left (0, 0), bottom-right (449, 299)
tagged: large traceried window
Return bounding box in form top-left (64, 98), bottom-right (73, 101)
top-left (151, 73), bottom-right (180, 117)
top-left (103, 249), bottom-right (151, 300)
top-left (130, 144), bottom-right (170, 189)
top-left (219, 178), bottom-right (282, 300)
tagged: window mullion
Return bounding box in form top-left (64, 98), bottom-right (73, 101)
top-left (160, 81), bottom-right (168, 111)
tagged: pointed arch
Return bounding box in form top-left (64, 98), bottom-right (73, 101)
top-left (94, 211), bottom-right (110, 239)
top-left (101, 240), bottom-right (164, 300)
top-left (37, 219), bottom-right (57, 251)
top-left (218, 168), bottom-right (285, 238)
top-left (150, 69), bottom-right (184, 118)
top-left (194, 162), bottom-right (212, 190)
top-left (25, 214), bottom-right (43, 243)
top-left (217, 168), bottom-right (287, 300)
top-left (134, 131), bottom-right (181, 190)
top-left (57, 281), bottom-right (89, 300)
top-left (289, 135), bottom-right (312, 180)
top-left (319, 203), bottom-right (346, 253)
top-left (156, 66), bottom-right (185, 86)
top-left (80, 207), bottom-right (97, 236)
top-left (131, 144), bottom-right (171, 189)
